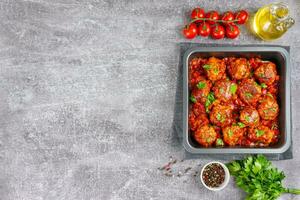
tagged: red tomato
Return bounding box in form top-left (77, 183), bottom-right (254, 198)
top-left (221, 11), bottom-right (235, 24)
top-left (182, 23), bottom-right (198, 39)
top-left (235, 10), bottom-right (249, 24)
top-left (225, 24), bottom-right (240, 39)
top-left (205, 11), bottom-right (219, 25)
top-left (210, 24), bottom-right (225, 39)
top-left (198, 22), bottom-right (211, 37)
top-left (191, 7), bottom-right (205, 20)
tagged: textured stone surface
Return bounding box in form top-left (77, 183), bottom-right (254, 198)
top-left (0, 0), bottom-right (300, 199)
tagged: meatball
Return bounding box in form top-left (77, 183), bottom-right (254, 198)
top-left (240, 107), bottom-right (260, 127)
top-left (203, 57), bottom-right (226, 81)
top-left (191, 79), bottom-right (212, 104)
top-left (258, 95), bottom-right (279, 120)
top-left (194, 125), bottom-right (217, 147)
top-left (189, 113), bottom-right (209, 131)
top-left (238, 79), bottom-right (262, 106)
top-left (210, 103), bottom-right (234, 127)
top-left (189, 72), bottom-right (205, 89)
top-left (190, 102), bottom-right (206, 116)
top-left (254, 62), bottom-right (277, 85)
top-left (213, 79), bottom-right (238, 102)
top-left (228, 58), bottom-right (251, 80)
top-left (247, 125), bottom-right (274, 145)
top-left (223, 125), bottom-right (245, 146)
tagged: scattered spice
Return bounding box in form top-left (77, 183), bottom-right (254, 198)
top-left (193, 170), bottom-right (199, 177)
top-left (184, 167), bottom-right (192, 173)
top-left (158, 157), bottom-right (195, 178)
top-left (202, 163), bottom-right (225, 188)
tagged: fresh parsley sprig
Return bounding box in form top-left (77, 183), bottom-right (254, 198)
top-left (227, 155), bottom-right (300, 200)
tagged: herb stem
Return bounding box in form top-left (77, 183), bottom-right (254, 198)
top-left (285, 188), bottom-right (300, 195)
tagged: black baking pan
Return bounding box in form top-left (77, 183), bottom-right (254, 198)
top-left (182, 46), bottom-right (291, 154)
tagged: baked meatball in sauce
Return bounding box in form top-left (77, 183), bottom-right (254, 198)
top-left (254, 62), bottom-right (277, 85)
top-left (189, 112), bottom-right (209, 131)
top-left (202, 57), bottom-right (226, 82)
top-left (247, 125), bottom-right (274, 146)
top-left (228, 58), bottom-right (251, 80)
top-left (213, 79), bottom-right (238, 102)
top-left (222, 125), bottom-right (245, 146)
top-left (194, 125), bottom-right (217, 147)
top-left (240, 107), bottom-right (260, 127)
top-left (210, 103), bottom-right (234, 127)
top-left (238, 79), bottom-right (262, 106)
top-left (191, 79), bottom-right (212, 104)
top-left (258, 95), bottom-right (279, 120)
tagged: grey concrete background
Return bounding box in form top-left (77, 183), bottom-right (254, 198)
top-left (0, 0), bottom-right (299, 199)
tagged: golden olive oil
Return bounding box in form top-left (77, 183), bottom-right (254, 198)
top-left (251, 3), bottom-right (294, 41)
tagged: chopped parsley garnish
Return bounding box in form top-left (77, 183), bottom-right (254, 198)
top-left (266, 93), bottom-right (274, 98)
top-left (216, 113), bottom-right (225, 122)
top-left (220, 88), bottom-right (225, 94)
top-left (205, 92), bottom-right (215, 113)
top-left (213, 68), bottom-right (219, 74)
top-left (230, 84), bottom-right (237, 94)
top-left (255, 129), bottom-right (265, 137)
top-left (190, 96), bottom-right (196, 103)
top-left (245, 92), bottom-right (253, 98)
top-left (259, 73), bottom-right (264, 78)
top-left (261, 83), bottom-right (267, 88)
top-left (245, 115), bottom-right (251, 122)
top-left (203, 64), bottom-right (212, 70)
top-left (216, 113), bottom-right (221, 120)
top-left (237, 122), bottom-right (246, 128)
top-left (197, 81), bottom-right (206, 89)
top-left (216, 138), bottom-right (224, 146)
top-left (263, 107), bottom-right (277, 113)
top-left (228, 129), bottom-right (233, 137)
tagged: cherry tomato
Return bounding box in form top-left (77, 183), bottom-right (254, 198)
top-left (182, 23), bottom-right (198, 39)
top-left (225, 24), bottom-right (240, 39)
top-left (198, 22), bottom-right (211, 37)
top-left (210, 24), bottom-right (225, 39)
top-left (221, 11), bottom-right (234, 25)
top-left (191, 7), bottom-right (205, 21)
top-left (205, 11), bottom-right (219, 25)
top-left (235, 10), bottom-right (249, 24)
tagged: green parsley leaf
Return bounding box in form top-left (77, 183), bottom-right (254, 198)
top-left (190, 96), bottom-right (196, 103)
top-left (237, 122), bottom-right (246, 128)
top-left (266, 93), bottom-right (274, 98)
top-left (213, 68), bottom-right (219, 74)
top-left (230, 84), bottom-right (237, 94)
top-left (204, 92), bottom-right (215, 113)
top-left (228, 129), bottom-right (233, 138)
top-left (216, 113), bottom-right (225, 122)
top-left (261, 83), bottom-right (267, 88)
top-left (245, 92), bottom-right (253, 98)
top-left (216, 138), bottom-right (224, 146)
top-left (259, 73), bottom-right (264, 78)
top-left (216, 113), bottom-right (221, 121)
top-left (263, 107), bottom-right (277, 114)
top-left (255, 129), bottom-right (265, 137)
top-left (197, 81), bottom-right (206, 89)
top-left (245, 115), bottom-right (251, 122)
top-left (220, 87), bottom-right (225, 94)
top-left (203, 64), bottom-right (211, 70)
